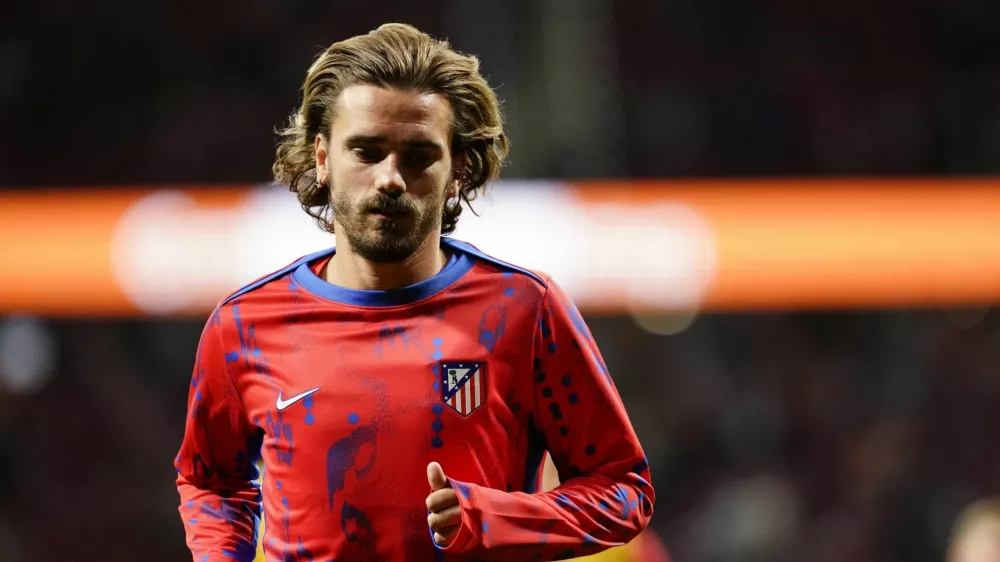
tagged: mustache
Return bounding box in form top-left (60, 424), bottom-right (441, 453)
top-left (364, 194), bottom-right (417, 215)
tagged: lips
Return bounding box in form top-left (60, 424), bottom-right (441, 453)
top-left (368, 207), bottom-right (409, 219)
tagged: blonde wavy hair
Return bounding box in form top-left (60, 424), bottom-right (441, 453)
top-left (272, 23), bottom-right (510, 235)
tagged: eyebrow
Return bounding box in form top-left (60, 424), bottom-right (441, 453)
top-left (344, 134), bottom-right (443, 151)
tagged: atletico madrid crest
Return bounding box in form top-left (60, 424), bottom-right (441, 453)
top-left (440, 361), bottom-right (487, 416)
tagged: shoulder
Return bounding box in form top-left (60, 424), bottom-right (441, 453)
top-left (217, 246), bottom-right (335, 309)
top-left (445, 237), bottom-right (555, 294)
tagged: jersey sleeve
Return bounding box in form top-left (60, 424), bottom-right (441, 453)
top-left (175, 307), bottom-right (263, 562)
top-left (439, 279), bottom-right (655, 560)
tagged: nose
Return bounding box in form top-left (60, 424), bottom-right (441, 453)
top-left (373, 153), bottom-right (406, 196)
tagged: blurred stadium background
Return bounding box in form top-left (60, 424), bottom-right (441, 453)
top-left (3, 1), bottom-right (1000, 561)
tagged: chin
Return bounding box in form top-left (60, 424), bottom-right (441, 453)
top-left (358, 248), bottom-right (418, 264)
top-left (355, 237), bottom-right (420, 264)
top-left (340, 216), bottom-right (436, 263)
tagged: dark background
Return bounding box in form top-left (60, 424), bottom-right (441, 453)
top-left (5, 0), bottom-right (1000, 186)
top-left (1, 1), bottom-right (999, 561)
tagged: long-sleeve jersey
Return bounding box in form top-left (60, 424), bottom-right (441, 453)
top-left (175, 237), bottom-right (654, 561)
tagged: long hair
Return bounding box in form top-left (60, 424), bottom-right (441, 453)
top-left (272, 23), bottom-right (510, 235)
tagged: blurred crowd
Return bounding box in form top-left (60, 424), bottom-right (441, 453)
top-left (605, 309), bottom-right (1000, 562)
top-left (3, 1), bottom-right (1000, 561)
top-left (0, 309), bottom-right (997, 561)
top-left (3, 0), bottom-right (1000, 187)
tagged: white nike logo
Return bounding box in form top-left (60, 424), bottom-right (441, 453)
top-left (275, 387), bottom-right (321, 411)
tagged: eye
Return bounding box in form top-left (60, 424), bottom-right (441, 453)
top-left (406, 152), bottom-right (434, 169)
top-left (352, 147), bottom-right (382, 163)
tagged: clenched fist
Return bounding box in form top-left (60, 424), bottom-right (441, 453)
top-left (425, 462), bottom-right (462, 546)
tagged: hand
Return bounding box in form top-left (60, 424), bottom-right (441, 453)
top-left (425, 462), bottom-right (462, 546)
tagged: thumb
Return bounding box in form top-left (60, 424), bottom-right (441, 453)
top-left (427, 461), bottom-right (450, 491)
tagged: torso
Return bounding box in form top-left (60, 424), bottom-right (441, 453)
top-left (222, 249), bottom-right (548, 561)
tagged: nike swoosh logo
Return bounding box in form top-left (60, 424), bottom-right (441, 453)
top-left (276, 387), bottom-right (321, 411)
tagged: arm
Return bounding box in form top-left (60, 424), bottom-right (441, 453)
top-left (440, 280), bottom-right (655, 560)
top-left (175, 307), bottom-right (263, 562)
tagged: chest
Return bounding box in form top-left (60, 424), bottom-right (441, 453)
top-left (232, 304), bottom-right (537, 472)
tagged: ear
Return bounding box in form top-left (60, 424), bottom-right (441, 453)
top-left (315, 133), bottom-right (329, 185)
top-left (449, 154), bottom-right (465, 199)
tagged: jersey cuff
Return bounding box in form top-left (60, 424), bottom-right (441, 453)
top-left (435, 477), bottom-right (480, 554)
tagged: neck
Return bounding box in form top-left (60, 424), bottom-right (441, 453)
top-left (324, 235), bottom-right (447, 291)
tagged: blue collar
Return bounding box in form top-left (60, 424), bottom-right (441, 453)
top-left (290, 238), bottom-right (475, 307)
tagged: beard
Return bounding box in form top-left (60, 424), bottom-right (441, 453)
top-left (329, 180), bottom-right (445, 264)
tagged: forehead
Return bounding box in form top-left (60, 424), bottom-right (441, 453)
top-left (331, 84), bottom-right (452, 142)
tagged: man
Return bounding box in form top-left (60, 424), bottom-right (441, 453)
top-left (175, 23), bottom-right (654, 561)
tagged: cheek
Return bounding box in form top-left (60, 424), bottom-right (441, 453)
top-left (416, 167), bottom-right (454, 198)
top-left (329, 183), bottom-right (358, 213)
top-left (330, 159), bottom-right (368, 185)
